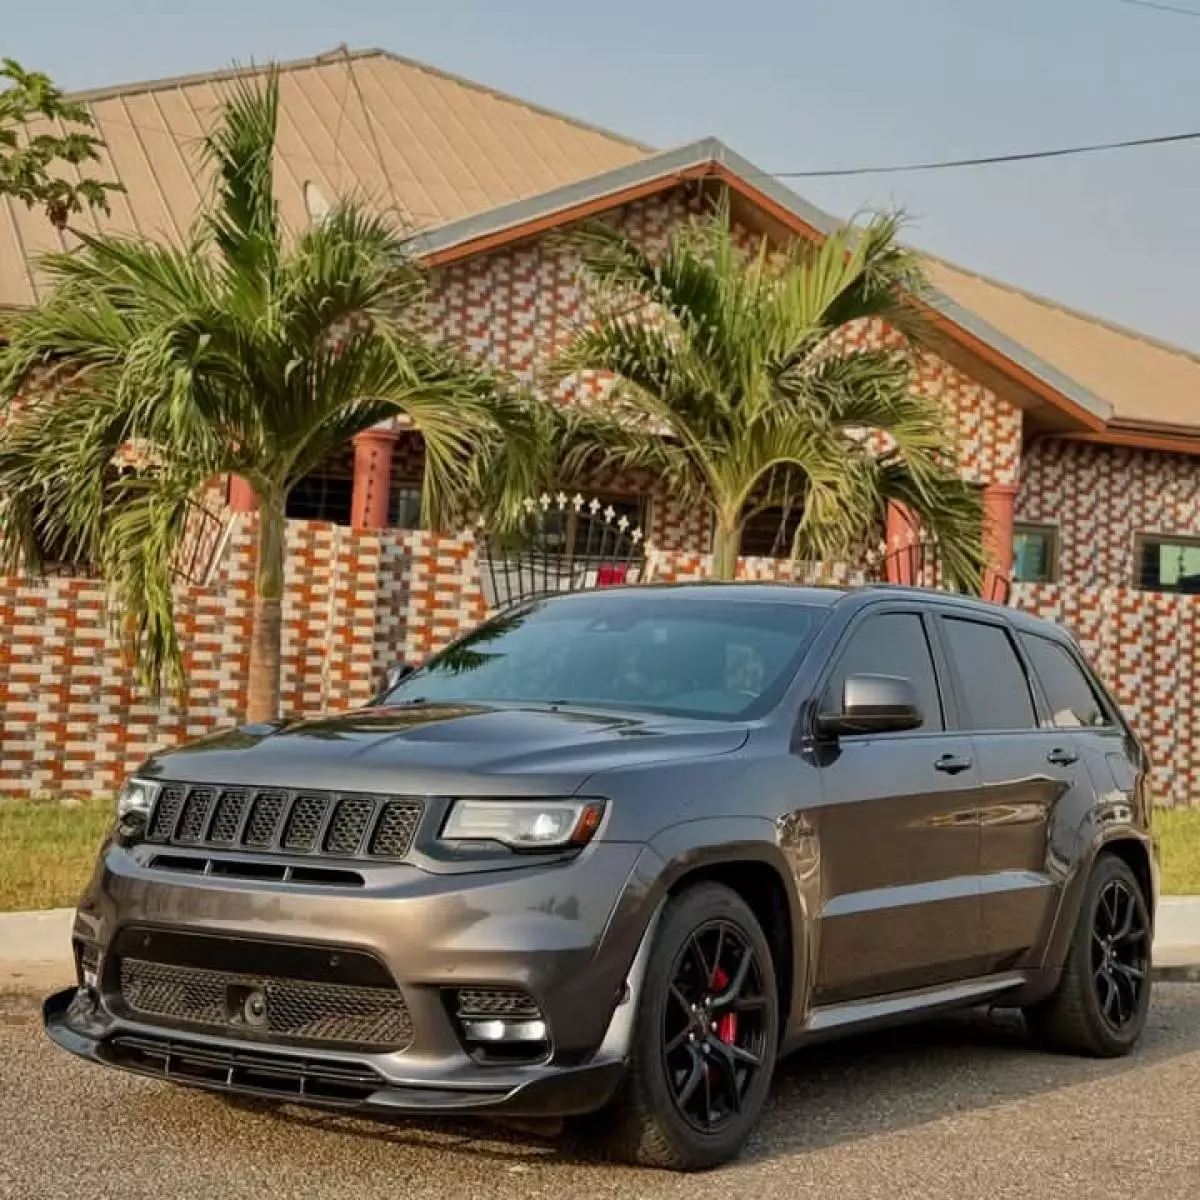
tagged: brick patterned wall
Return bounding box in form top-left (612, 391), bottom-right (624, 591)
top-left (1018, 439), bottom-right (1200, 587)
top-left (0, 195), bottom-right (1160, 801)
top-left (1013, 440), bottom-right (1200, 804)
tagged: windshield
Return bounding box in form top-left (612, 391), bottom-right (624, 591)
top-left (383, 592), bottom-right (827, 720)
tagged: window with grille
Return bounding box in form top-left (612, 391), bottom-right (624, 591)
top-left (1013, 524), bottom-right (1059, 583)
top-left (738, 507), bottom-right (803, 559)
top-left (285, 474), bottom-right (353, 524)
top-left (1134, 534), bottom-right (1200, 593)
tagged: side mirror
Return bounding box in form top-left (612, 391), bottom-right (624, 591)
top-left (816, 673), bottom-right (923, 738)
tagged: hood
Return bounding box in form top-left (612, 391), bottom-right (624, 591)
top-left (140, 702), bottom-right (750, 795)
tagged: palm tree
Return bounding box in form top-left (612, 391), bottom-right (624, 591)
top-left (0, 71), bottom-right (544, 722)
top-left (551, 205), bottom-right (985, 587)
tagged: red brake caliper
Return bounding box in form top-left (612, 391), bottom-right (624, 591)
top-left (712, 966), bottom-right (738, 1044)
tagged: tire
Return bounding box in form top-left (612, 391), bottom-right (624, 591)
top-left (1025, 852), bottom-right (1152, 1057)
top-left (580, 882), bottom-right (780, 1170)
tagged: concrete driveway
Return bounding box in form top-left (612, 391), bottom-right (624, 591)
top-left (3, 980), bottom-right (1199, 1200)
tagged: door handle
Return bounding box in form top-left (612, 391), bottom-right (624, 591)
top-left (1047, 747), bottom-right (1079, 767)
top-left (934, 753), bottom-right (973, 775)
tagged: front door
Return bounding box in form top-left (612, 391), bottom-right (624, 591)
top-left (808, 608), bottom-right (983, 1006)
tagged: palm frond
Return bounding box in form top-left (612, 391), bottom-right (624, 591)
top-left (200, 67), bottom-right (282, 299)
top-left (554, 196), bottom-right (985, 583)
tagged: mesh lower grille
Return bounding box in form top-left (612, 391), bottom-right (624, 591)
top-left (455, 988), bottom-right (542, 1019)
top-left (118, 958), bottom-right (413, 1050)
top-left (145, 786), bottom-right (422, 862)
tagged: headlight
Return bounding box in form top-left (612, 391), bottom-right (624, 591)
top-left (116, 778), bottom-right (160, 820)
top-left (441, 798), bottom-right (605, 851)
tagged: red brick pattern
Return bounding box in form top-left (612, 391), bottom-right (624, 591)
top-left (1018, 439), bottom-right (1200, 587)
top-left (1, 197), bottom-right (1170, 800)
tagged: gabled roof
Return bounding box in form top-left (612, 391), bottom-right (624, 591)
top-left (0, 46), bottom-right (646, 309)
top-left (924, 256), bottom-right (1200, 436)
top-left (5, 53), bottom-right (1198, 446)
top-left (409, 137), bottom-right (1124, 432)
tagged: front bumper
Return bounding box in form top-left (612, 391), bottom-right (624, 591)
top-left (47, 836), bottom-right (663, 1118)
top-left (44, 987), bottom-right (625, 1117)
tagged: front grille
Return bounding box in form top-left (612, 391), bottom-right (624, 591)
top-left (117, 958), bottom-right (413, 1050)
top-left (146, 785), bottom-right (423, 862)
top-left (103, 1034), bottom-right (385, 1105)
top-left (455, 987), bottom-right (542, 1019)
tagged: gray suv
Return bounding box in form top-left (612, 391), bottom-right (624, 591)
top-left (45, 584), bottom-right (1156, 1170)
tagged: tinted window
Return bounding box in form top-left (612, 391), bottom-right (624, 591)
top-left (942, 618), bottom-right (1036, 731)
top-left (825, 613), bottom-right (943, 731)
top-left (385, 593), bottom-right (826, 720)
top-left (1019, 634), bottom-right (1109, 728)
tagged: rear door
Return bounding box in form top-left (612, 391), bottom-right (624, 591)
top-left (934, 614), bottom-right (1086, 971)
top-left (809, 604), bottom-right (983, 1005)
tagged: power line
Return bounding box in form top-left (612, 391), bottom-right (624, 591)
top-left (1116, 0), bottom-right (1200, 17)
top-left (769, 129), bottom-right (1200, 178)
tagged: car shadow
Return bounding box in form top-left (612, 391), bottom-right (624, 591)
top-left (158, 987), bottom-right (1200, 1169)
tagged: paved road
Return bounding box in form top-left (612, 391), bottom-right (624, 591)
top-left (3, 984), bottom-right (1199, 1200)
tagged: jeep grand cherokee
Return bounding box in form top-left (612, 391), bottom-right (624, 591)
top-left (45, 584), bottom-right (1156, 1170)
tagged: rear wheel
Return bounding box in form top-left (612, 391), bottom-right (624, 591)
top-left (1025, 852), bottom-right (1152, 1057)
top-left (581, 882), bottom-right (779, 1170)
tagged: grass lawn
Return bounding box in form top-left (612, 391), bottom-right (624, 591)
top-left (0, 798), bottom-right (112, 912)
top-left (0, 799), bottom-right (1199, 912)
top-left (1156, 807), bottom-right (1200, 896)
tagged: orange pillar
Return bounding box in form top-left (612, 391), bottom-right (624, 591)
top-left (983, 482), bottom-right (1018, 578)
top-left (228, 475), bottom-right (258, 513)
top-left (351, 428), bottom-right (399, 531)
top-left (885, 500), bottom-right (919, 585)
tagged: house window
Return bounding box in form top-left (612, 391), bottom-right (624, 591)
top-left (1135, 533), bottom-right (1200, 593)
top-left (388, 485), bottom-right (422, 530)
top-left (739, 507), bottom-right (803, 559)
top-left (1013, 523), bottom-right (1058, 583)
top-left (285, 474), bottom-right (352, 524)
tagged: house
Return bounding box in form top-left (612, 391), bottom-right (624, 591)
top-left (3, 47), bottom-right (1200, 804)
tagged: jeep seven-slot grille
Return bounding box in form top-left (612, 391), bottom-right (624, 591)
top-left (146, 785), bottom-right (422, 861)
top-left (117, 958), bottom-right (413, 1050)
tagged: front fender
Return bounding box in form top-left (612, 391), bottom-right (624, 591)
top-left (641, 816), bottom-right (813, 1050)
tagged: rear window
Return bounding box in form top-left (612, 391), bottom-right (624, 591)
top-left (1019, 633), bottom-right (1110, 729)
top-left (941, 617), bottom-right (1037, 731)
top-left (385, 592), bottom-right (828, 720)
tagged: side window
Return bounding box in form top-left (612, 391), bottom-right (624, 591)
top-left (1019, 634), bottom-right (1110, 729)
top-left (941, 618), bottom-right (1037, 731)
top-left (825, 613), bottom-right (943, 731)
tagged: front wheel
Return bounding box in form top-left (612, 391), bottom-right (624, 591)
top-left (1025, 852), bottom-right (1152, 1057)
top-left (582, 882), bottom-right (780, 1170)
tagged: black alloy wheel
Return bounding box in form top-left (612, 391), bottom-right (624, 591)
top-left (576, 882), bottom-right (779, 1170)
top-left (1025, 851), bottom-right (1152, 1058)
top-left (662, 921), bottom-right (770, 1133)
top-left (1090, 877), bottom-right (1150, 1031)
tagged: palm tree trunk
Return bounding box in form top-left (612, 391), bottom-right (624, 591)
top-left (712, 517), bottom-right (741, 581)
top-left (246, 496), bottom-right (285, 723)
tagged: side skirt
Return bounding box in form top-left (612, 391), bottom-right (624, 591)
top-left (792, 971), bottom-right (1028, 1048)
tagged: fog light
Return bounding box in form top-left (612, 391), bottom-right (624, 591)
top-left (452, 987), bottom-right (549, 1061)
top-left (462, 1018), bottom-right (548, 1043)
